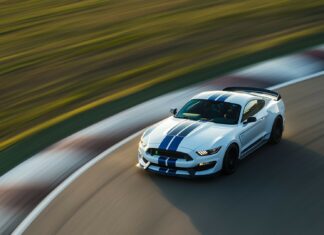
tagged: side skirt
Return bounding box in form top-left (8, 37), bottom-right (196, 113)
top-left (240, 134), bottom-right (270, 159)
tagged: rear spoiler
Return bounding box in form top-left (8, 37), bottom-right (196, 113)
top-left (223, 87), bottom-right (281, 101)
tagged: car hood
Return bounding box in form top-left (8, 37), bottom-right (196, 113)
top-left (145, 117), bottom-right (235, 151)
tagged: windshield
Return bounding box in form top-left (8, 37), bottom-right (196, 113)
top-left (175, 99), bottom-right (241, 125)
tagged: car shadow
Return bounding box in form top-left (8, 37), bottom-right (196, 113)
top-left (145, 140), bottom-right (324, 235)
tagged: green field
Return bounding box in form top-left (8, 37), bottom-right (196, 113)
top-left (1, 0), bottom-right (324, 170)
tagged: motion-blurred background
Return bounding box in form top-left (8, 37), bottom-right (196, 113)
top-left (1, 1), bottom-right (324, 234)
top-left (1, 0), bottom-right (324, 172)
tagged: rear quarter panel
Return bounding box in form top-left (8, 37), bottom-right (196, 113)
top-left (265, 99), bottom-right (285, 134)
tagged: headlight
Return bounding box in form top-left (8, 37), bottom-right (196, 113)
top-left (196, 146), bottom-right (221, 156)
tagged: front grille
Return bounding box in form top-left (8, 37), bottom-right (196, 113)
top-left (146, 148), bottom-right (193, 161)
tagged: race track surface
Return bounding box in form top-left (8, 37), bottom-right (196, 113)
top-left (25, 76), bottom-right (324, 235)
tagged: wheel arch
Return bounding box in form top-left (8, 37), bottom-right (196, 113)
top-left (222, 141), bottom-right (240, 174)
top-left (226, 141), bottom-right (240, 157)
top-left (274, 114), bottom-right (284, 129)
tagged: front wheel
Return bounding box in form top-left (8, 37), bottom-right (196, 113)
top-left (222, 144), bottom-right (239, 175)
top-left (268, 117), bottom-right (283, 144)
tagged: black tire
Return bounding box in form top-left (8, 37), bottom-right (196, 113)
top-left (222, 144), bottom-right (239, 175)
top-left (268, 116), bottom-right (283, 144)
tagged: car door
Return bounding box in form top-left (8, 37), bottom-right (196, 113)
top-left (239, 99), bottom-right (267, 155)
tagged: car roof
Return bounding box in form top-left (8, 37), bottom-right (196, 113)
top-left (192, 90), bottom-right (257, 106)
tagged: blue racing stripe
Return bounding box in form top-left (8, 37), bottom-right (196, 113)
top-left (168, 122), bottom-right (190, 135)
top-left (158, 135), bottom-right (173, 150)
top-left (208, 93), bottom-right (221, 101)
top-left (167, 158), bottom-right (177, 167)
top-left (167, 123), bottom-right (200, 151)
top-left (167, 136), bottom-right (183, 151)
top-left (158, 156), bottom-right (168, 166)
top-left (168, 169), bottom-right (177, 176)
top-left (159, 122), bottom-right (190, 150)
top-left (216, 93), bottom-right (231, 102)
top-left (159, 167), bottom-right (168, 173)
top-left (178, 123), bottom-right (200, 137)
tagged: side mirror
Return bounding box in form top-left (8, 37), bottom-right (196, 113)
top-left (170, 108), bottom-right (177, 116)
top-left (243, 116), bottom-right (257, 124)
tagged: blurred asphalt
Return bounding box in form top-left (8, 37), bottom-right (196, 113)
top-left (24, 76), bottom-right (324, 235)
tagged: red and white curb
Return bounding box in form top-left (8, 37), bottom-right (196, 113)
top-left (1, 45), bottom-right (323, 234)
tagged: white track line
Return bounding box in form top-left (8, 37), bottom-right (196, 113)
top-left (268, 71), bottom-right (324, 90)
top-left (12, 70), bottom-right (324, 235)
top-left (12, 130), bottom-right (143, 235)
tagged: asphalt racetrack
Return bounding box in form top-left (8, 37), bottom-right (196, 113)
top-left (25, 76), bottom-right (324, 235)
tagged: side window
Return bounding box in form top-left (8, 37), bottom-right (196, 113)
top-left (242, 99), bottom-right (265, 122)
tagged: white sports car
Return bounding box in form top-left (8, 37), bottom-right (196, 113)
top-left (137, 87), bottom-right (285, 177)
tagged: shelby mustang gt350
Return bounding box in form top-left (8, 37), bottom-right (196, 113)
top-left (137, 87), bottom-right (285, 177)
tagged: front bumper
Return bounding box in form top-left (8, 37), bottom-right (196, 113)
top-left (137, 146), bottom-right (224, 177)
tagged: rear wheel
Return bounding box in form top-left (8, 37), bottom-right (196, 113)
top-left (269, 117), bottom-right (283, 144)
top-left (222, 144), bottom-right (239, 175)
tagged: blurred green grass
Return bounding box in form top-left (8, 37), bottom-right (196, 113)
top-left (1, 0), bottom-right (324, 150)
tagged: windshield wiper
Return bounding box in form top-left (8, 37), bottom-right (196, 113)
top-left (199, 118), bottom-right (214, 123)
top-left (175, 116), bottom-right (190, 120)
